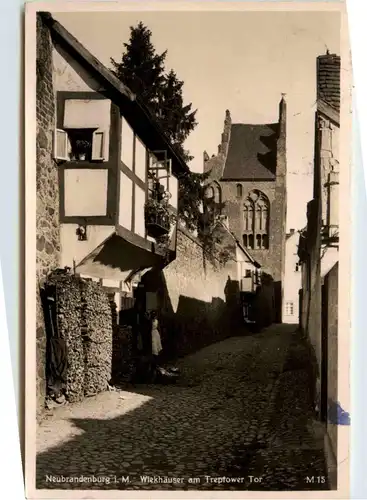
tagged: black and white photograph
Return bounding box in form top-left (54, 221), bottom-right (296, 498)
top-left (25, 1), bottom-right (351, 497)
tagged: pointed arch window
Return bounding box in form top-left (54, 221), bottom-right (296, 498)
top-left (206, 186), bottom-right (215, 199)
top-left (213, 182), bottom-right (222, 205)
top-left (242, 190), bottom-right (270, 250)
top-left (205, 182), bottom-right (223, 217)
top-left (236, 183), bottom-right (243, 198)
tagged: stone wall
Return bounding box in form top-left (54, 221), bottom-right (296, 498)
top-left (323, 262), bottom-right (338, 461)
top-left (36, 14), bottom-right (60, 413)
top-left (299, 199), bottom-right (322, 409)
top-left (143, 227), bottom-right (242, 359)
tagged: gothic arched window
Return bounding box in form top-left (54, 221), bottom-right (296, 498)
top-left (213, 182), bottom-right (222, 205)
top-left (206, 186), bottom-right (215, 199)
top-left (236, 184), bottom-right (243, 198)
top-left (243, 190), bottom-right (270, 250)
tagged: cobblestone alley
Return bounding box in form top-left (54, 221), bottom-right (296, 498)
top-left (36, 324), bottom-right (329, 492)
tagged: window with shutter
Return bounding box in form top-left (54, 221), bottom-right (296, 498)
top-left (53, 129), bottom-right (69, 161)
top-left (92, 130), bottom-right (108, 161)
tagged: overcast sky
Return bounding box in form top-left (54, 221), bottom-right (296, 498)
top-left (53, 10), bottom-right (340, 230)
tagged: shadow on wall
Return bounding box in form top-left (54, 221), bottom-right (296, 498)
top-left (250, 272), bottom-right (277, 329)
top-left (142, 270), bottom-right (244, 360)
top-left (257, 125), bottom-right (279, 176)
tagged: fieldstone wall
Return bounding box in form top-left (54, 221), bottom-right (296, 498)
top-left (36, 14), bottom-right (60, 413)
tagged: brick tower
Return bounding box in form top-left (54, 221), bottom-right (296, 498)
top-left (204, 96), bottom-right (287, 322)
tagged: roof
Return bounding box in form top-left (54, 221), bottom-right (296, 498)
top-left (216, 220), bottom-right (261, 268)
top-left (317, 53), bottom-right (340, 113)
top-left (221, 123), bottom-right (278, 181)
top-left (39, 12), bottom-right (189, 176)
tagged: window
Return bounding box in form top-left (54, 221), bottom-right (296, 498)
top-left (295, 262), bottom-right (300, 272)
top-left (213, 182), bottom-right (222, 205)
top-left (54, 128), bottom-right (108, 162)
top-left (236, 184), bottom-right (243, 198)
top-left (147, 152), bottom-right (172, 204)
top-left (285, 301), bottom-right (294, 316)
top-left (206, 186), bottom-right (215, 199)
top-left (54, 97), bottom-right (110, 162)
top-left (243, 190), bottom-right (270, 250)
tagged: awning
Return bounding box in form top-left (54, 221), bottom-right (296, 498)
top-left (76, 231), bottom-right (166, 282)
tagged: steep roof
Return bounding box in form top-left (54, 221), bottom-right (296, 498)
top-left (317, 53), bottom-right (340, 113)
top-left (221, 123), bottom-right (278, 181)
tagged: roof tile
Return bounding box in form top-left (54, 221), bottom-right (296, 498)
top-left (221, 123), bottom-right (278, 181)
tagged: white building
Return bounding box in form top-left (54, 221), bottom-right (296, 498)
top-left (282, 229), bottom-right (302, 324)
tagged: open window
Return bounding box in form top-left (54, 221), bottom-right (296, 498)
top-left (53, 128), bottom-right (108, 162)
top-left (148, 151), bottom-right (172, 200)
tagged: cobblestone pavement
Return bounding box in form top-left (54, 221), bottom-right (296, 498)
top-left (36, 324), bottom-right (328, 491)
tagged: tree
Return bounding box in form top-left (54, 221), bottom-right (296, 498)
top-left (110, 23), bottom-right (197, 162)
top-left (158, 70), bottom-right (197, 161)
top-left (111, 22), bottom-right (167, 113)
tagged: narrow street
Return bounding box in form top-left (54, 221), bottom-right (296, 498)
top-left (36, 324), bottom-right (328, 491)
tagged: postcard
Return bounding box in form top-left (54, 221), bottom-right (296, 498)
top-left (24, 1), bottom-right (351, 498)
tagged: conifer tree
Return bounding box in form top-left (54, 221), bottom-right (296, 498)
top-left (110, 23), bottom-right (197, 161)
top-left (110, 22), bottom-right (166, 113)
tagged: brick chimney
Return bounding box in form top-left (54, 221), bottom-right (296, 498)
top-left (317, 52), bottom-right (341, 111)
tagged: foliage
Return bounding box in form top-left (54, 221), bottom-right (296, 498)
top-left (111, 22), bottom-right (167, 111)
top-left (74, 139), bottom-right (91, 154)
top-left (111, 22), bottom-right (197, 163)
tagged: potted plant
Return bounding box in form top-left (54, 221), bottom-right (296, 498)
top-left (73, 139), bottom-right (91, 161)
top-left (145, 195), bottom-right (171, 238)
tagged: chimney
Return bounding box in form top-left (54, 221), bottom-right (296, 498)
top-left (317, 52), bottom-right (341, 111)
top-left (290, 228), bottom-right (295, 234)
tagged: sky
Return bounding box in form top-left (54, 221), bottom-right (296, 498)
top-left (53, 10), bottom-right (341, 230)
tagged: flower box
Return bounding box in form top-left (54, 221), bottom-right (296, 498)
top-left (145, 200), bottom-right (171, 238)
